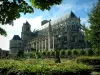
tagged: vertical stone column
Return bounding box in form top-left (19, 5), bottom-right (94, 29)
top-left (48, 36), bottom-right (50, 51)
top-left (53, 36), bottom-right (54, 50)
top-left (36, 41), bottom-right (37, 52)
top-left (42, 39), bottom-right (43, 50)
top-left (39, 41), bottom-right (40, 51)
top-left (48, 20), bottom-right (52, 51)
top-left (40, 41), bottom-right (41, 50)
top-left (45, 38), bottom-right (47, 50)
top-left (33, 41), bottom-right (34, 49)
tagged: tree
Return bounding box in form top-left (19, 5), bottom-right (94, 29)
top-left (30, 0), bottom-right (62, 10)
top-left (82, 24), bottom-right (92, 48)
top-left (88, 0), bottom-right (100, 49)
top-left (0, 0), bottom-right (33, 36)
top-left (0, 0), bottom-right (62, 36)
top-left (82, 23), bottom-right (90, 41)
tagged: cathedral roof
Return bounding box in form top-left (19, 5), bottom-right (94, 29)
top-left (42, 11), bottom-right (78, 26)
top-left (12, 35), bottom-right (21, 40)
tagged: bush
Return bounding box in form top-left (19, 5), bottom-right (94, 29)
top-left (42, 51), bottom-right (46, 56)
top-left (95, 49), bottom-right (100, 56)
top-left (72, 49), bottom-right (79, 56)
top-left (36, 52), bottom-right (41, 58)
top-left (76, 56), bottom-right (100, 65)
top-left (67, 50), bottom-right (72, 58)
top-left (0, 59), bottom-right (93, 75)
top-left (46, 51), bottom-right (51, 58)
top-left (24, 52), bottom-right (36, 58)
top-left (50, 51), bottom-right (55, 57)
top-left (60, 50), bottom-right (66, 58)
top-left (17, 50), bottom-right (24, 58)
top-left (80, 50), bottom-right (86, 56)
top-left (87, 49), bottom-right (94, 56)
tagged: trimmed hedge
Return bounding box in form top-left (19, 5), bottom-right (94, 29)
top-left (0, 59), bottom-right (93, 75)
top-left (23, 48), bottom-right (100, 59)
top-left (76, 56), bottom-right (100, 71)
top-left (76, 56), bottom-right (100, 65)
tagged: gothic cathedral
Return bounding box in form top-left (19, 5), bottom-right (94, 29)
top-left (10, 11), bottom-right (86, 54)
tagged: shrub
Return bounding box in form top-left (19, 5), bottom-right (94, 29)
top-left (29, 52), bottom-right (35, 58)
top-left (24, 52), bottom-right (36, 58)
top-left (17, 50), bottom-right (24, 58)
top-left (42, 51), bottom-right (46, 56)
top-left (95, 49), bottom-right (100, 56)
top-left (73, 49), bottom-right (79, 56)
top-left (80, 50), bottom-right (86, 56)
top-left (76, 56), bottom-right (100, 65)
top-left (36, 52), bottom-right (41, 58)
top-left (50, 51), bottom-right (55, 57)
top-left (87, 49), bottom-right (94, 56)
top-left (67, 50), bottom-right (72, 57)
top-left (60, 50), bottom-right (66, 58)
top-left (46, 51), bottom-right (51, 58)
top-left (0, 59), bottom-right (93, 75)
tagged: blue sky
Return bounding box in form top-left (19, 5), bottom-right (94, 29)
top-left (21, 0), bottom-right (97, 19)
top-left (0, 0), bottom-right (98, 50)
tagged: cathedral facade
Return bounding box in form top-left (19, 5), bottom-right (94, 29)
top-left (10, 11), bottom-right (86, 54)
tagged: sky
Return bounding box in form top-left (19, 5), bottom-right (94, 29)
top-left (0, 0), bottom-right (98, 50)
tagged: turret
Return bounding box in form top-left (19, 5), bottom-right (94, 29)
top-left (10, 35), bottom-right (23, 54)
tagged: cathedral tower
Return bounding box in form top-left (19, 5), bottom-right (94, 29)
top-left (21, 21), bottom-right (31, 41)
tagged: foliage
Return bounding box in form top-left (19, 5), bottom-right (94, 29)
top-left (60, 50), bottom-right (66, 57)
top-left (50, 51), bottom-right (55, 57)
top-left (42, 51), bottom-right (46, 57)
top-left (80, 50), bottom-right (86, 56)
top-left (87, 49), bottom-right (94, 56)
top-left (67, 50), bottom-right (72, 57)
top-left (30, 0), bottom-right (62, 10)
top-left (82, 24), bottom-right (90, 42)
top-left (24, 52), bottom-right (36, 58)
top-left (0, 0), bottom-right (62, 36)
top-left (0, 27), bottom-right (7, 36)
top-left (76, 56), bottom-right (100, 65)
top-left (72, 49), bottom-right (79, 56)
top-left (46, 51), bottom-right (51, 57)
top-left (23, 48), bottom-right (100, 59)
top-left (0, 59), bottom-right (93, 75)
top-left (95, 49), bottom-right (100, 56)
top-left (17, 50), bottom-right (24, 58)
top-left (88, 0), bottom-right (100, 49)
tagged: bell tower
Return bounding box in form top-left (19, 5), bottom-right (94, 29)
top-left (22, 21), bottom-right (31, 33)
top-left (21, 21), bottom-right (31, 41)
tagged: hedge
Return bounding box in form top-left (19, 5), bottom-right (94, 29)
top-left (0, 59), bottom-right (93, 75)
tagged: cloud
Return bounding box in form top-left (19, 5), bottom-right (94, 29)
top-left (81, 18), bottom-right (90, 28)
top-left (0, 16), bottom-right (43, 50)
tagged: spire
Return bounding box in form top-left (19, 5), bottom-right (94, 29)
top-left (26, 21), bottom-right (30, 25)
top-left (69, 11), bottom-right (77, 18)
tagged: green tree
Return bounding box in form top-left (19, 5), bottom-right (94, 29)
top-left (82, 23), bottom-right (90, 41)
top-left (0, 0), bottom-right (62, 36)
top-left (30, 0), bottom-right (62, 10)
top-left (88, 0), bottom-right (100, 49)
